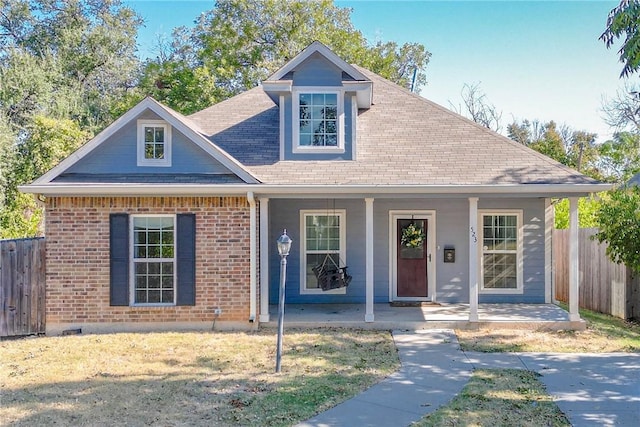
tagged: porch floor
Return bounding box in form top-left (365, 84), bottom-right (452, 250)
top-left (265, 303), bottom-right (585, 331)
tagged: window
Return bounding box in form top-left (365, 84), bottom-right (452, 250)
top-left (293, 90), bottom-right (343, 152)
top-left (137, 120), bottom-right (171, 166)
top-left (480, 211), bottom-right (523, 293)
top-left (131, 216), bottom-right (176, 304)
top-left (300, 210), bottom-right (346, 294)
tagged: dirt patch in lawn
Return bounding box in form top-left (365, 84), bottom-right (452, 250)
top-left (0, 329), bottom-right (398, 426)
top-left (457, 308), bottom-right (640, 353)
top-left (414, 369), bottom-right (570, 427)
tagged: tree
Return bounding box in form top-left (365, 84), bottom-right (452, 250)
top-left (450, 82), bottom-right (502, 132)
top-left (594, 187), bottom-right (640, 273)
top-left (0, 0), bottom-right (143, 238)
top-left (598, 131), bottom-right (640, 182)
top-left (600, 0), bottom-right (640, 78)
top-left (139, 0), bottom-right (431, 114)
top-left (553, 196), bottom-right (601, 229)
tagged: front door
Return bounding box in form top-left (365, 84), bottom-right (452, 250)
top-left (396, 218), bottom-right (428, 298)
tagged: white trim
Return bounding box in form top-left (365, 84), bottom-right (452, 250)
top-left (137, 120), bottom-right (171, 167)
top-left (469, 198), bottom-right (479, 321)
top-left (21, 182), bottom-right (613, 197)
top-left (365, 198), bottom-right (375, 322)
top-left (544, 198), bottom-right (553, 304)
top-left (477, 209), bottom-right (524, 295)
top-left (30, 97), bottom-right (259, 186)
top-left (568, 197), bottom-right (580, 321)
top-left (259, 198), bottom-right (270, 322)
top-left (279, 94), bottom-right (285, 161)
top-left (292, 88), bottom-right (345, 154)
top-left (299, 209), bottom-right (347, 295)
top-left (247, 192), bottom-right (257, 322)
top-left (388, 210), bottom-right (436, 302)
top-left (267, 41), bottom-right (369, 83)
top-left (351, 95), bottom-right (358, 160)
top-left (129, 214), bottom-right (177, 307)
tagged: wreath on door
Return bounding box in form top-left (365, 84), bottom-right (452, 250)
top-left (401, 222), bottom-right (426, 248)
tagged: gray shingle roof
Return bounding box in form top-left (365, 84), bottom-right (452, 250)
top-left (189, 67), bottom-right (599, 186)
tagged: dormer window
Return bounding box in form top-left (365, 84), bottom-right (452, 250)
top-left (293, 89), bottom-right (344, 153)
top-left (137, 119), bottom-right (171, 166)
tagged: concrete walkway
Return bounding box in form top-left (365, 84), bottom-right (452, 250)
top-left (297, 330), bottom-right (640, 427)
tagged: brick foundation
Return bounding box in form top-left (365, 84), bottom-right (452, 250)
top-left (45, 196), bottom-right (255, 330)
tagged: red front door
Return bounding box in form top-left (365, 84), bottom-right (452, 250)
top-left (397, 219), bottom-right (428, 298)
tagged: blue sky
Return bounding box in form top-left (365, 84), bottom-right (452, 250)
top-left (125, 0), bottom-right (625, 142)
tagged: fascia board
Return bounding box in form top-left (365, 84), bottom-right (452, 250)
top-left (31, 98), bottom-right (154, 184)
top-left (30, 97), bottom-right (259, 186)
top-left (20, 183), bottom-right (613, 197)
top-left (267, 41), bottom-right (370, 82)
top-left (145, 102), bottom-right (260, 184)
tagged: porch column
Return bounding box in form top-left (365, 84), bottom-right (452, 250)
top-left (544, 198), bottom-right (553, 303)
top-left (469, 197), bottom-right (479, 322)
top-left (569, 197), bottom-right (580, 321)
top-left (365, 198), bottom-right (375, 322)
top-left (259, 198), bottom-right (270, 322)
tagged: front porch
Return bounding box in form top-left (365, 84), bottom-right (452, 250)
top-left (265, 303), bottom-right (585, 331)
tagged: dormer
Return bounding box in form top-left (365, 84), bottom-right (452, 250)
top-left (262, 42), bottom-right (372, 161)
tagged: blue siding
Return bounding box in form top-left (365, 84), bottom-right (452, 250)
top-left (64, 110), bottom-right (234, 176)
top-left (268, 197), bottom-right (547, 305)
top-left (292, 53), bottom-right (343, 86)
top-left (280, 55), bottom-right (355, 161)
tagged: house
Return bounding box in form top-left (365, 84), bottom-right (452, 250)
top-left (21, 42), bottom-right (610, 334)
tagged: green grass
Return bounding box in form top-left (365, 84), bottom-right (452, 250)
top-left (457, 306), bottom-right (640, 353)
top-left (414, 369), bottom-right (570, 427)
top-left (0, 329), bottom-right (398, 426)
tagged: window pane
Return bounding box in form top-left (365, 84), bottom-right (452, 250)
top-left (145, 128), bottom-right (154, 142)
top-left (483, 254), bottom-right (517, 288)
top-left (298, 93), bottom-right (339, 148)
top-left (154, 127), bottom-right (164, 142)
top-left (132, 216), bottom-right (175, 304)
top-left (155, 144), bottom-right (164, 159)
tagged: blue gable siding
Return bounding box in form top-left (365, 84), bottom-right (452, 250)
top-left (292, 52), bottom-right (343, 86)
top-left (268, 197), bottom-right (547, 305)
top-left (280, 55), bottom-right (355, 161)
top-left (64, 110), bottom-right (234, 176)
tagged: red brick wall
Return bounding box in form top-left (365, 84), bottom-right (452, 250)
top-left (45, 196), bottom-right (253, 325)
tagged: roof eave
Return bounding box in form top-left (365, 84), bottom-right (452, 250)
top-left (20, 183), bottom-right (613, 197)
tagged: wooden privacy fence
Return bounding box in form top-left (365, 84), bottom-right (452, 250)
top-left (554, 228), bottom-right (639, 320)
top-left (0, 238), bottom-right (46, 337)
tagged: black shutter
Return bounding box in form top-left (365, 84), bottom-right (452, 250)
top-left (176, 213), bottom-right (196, 306)
top-left (109, 213), bottom-right (129, 306)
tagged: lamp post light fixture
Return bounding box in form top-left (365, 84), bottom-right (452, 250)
top-left (275, 229), bottom-right (292, 373)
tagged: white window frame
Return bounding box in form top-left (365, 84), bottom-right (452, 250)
top-left (478, 210), bottom-right (524, 294)
top-left (292, 88), bottom-right (345, 154)
top-left (299, 209), bottom-right (347, 295)
top-left (137, 119), bottom-right (172, 167)
top-left (130, 214), bottom-right (177, 306)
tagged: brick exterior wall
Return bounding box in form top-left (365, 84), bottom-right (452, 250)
top-left (45, 196), bottom-right (254, 326)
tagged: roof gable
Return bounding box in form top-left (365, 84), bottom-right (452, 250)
top-left (267, 41), bottom-right (369, 82)
top-left (32, 97), bottom-right (259, 185)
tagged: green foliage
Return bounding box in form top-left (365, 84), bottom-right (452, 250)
top-left (0, 0), bottom-right (142, 238)
top-left (553, 196), bottom-right (602, 229)
top-left (598, 131), bottom-right (640, 183)
top-left (601, 0), bottom-right (640, 78)
top-left (594, 187), bottom-right (640, 272)
top-left (139, 0), bottom-right (431, 113)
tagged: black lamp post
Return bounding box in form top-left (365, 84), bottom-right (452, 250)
top-left (275, 229), bottom-right (292, 373)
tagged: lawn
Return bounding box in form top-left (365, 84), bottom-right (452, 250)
top-left (0, 329), bottom-right (398, 427)
top-left (415, 369), bottom-right (570, 427)
top-left (457, 306), bottom-right (640, 353)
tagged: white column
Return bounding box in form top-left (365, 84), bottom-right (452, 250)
top-left (365, 198), bottom-right (375, 322)
top-left (259, 198), bottom-right (270, 322)
top-left (569, 197), bottom-right (580, 321)
top-left (544, 198), bottom-right (553, 304)
top-left (469, 197), bottom-right (479, 322)
top-left (248, 192), bottom-right (257, 322)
